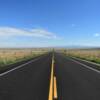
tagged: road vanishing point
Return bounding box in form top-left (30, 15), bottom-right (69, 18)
top-left (0, 52), bottom-right (100, 100)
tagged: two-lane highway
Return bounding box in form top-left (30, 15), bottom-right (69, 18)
top-left (0, 52), bottom-right (100, 100)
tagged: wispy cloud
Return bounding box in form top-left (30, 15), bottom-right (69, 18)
top-left (94, 33), bottom-right (100, 37)
top-left (0, 27), bottom-right (58, 39)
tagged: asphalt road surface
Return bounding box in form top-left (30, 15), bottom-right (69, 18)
top-left (0, 53), bottom-right (52, 100)
top-left (55, 53), bottom-right (100, 100)
top-left (0, 52), bottom-right (100, 100)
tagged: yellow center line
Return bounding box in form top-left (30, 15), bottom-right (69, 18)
top-left (48, 54), bottom-right (58, 100)
top-left (48, 55), bottom-right (54, 100)
top-left (54, 76), bottom-right (58, 99)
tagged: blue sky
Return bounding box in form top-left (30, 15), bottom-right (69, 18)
top-left (0, 0), bottom-right (100, 47)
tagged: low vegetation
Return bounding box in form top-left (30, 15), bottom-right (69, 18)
top-left (0, 48), bottom-right (49, 67)
top-left (61, 48), bottom-right (100, 64)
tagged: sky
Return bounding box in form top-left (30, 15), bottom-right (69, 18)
top-left (0, 0), bottom-right (100, 47)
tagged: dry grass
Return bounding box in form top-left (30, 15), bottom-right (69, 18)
top-left (0, 48), bottom-right (48, 66)
top-left (61, 48), bottom-right (100, 64)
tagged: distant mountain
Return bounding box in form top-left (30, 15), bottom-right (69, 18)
top-left (51, 45), bottom-right (100, 49)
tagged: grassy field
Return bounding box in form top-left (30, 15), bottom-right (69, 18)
top-left (61, 48), bottom-right (100, 64)
top-left (0, 48), bottom-right (49, 67)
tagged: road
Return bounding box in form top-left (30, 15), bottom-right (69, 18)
top-left (0, 53), bottom-right (52, 100)
top-left (0, 52), bottom-right (100, 100)
top-left (55, 53), bottom-right (100, 100)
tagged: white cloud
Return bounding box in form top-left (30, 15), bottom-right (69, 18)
top-left (94, 33), bottom-right (100, 37)
top-left (0, 27), bottom-right (58, 39)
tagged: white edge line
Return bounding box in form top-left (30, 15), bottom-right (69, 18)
top-left (71, 56), bottom-right (100, 66)
top-left (68, 57), bottom-right (100, 74)
top-left (0, 56), bottom-right (42, 77)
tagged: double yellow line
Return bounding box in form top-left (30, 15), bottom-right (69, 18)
top-left (48, 54), bottom-right (58, 100)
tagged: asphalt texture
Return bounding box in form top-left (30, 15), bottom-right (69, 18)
top-left (0, 53), bottom-right (52, 100)
top-left (0, 52), bottom-right (100, 100)
top-left (55, 53), bottom-right (100, 100)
